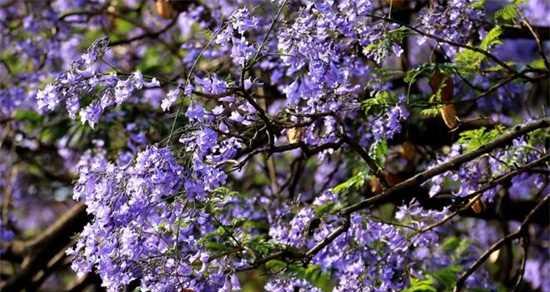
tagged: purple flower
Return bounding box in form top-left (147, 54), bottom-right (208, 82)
top-left (161, 88), bottom-right (180, 112)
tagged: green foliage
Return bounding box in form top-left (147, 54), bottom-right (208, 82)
top-left (527, 128), bottom-right (550, 147)
top-left (364, 28), bottom-right (408, 52)
top-left (454, 26), bottom-right (503, 74)
top-left (200, 227), bottom-right (226, 247)
top-left (362, 91), bottom-right (397, 115)
top-left (332, 170), bottom-right (369, 194)
top-left (403, 237), bottom-right (469, 292)
top-left (369, 139), bottom-right (388, 167)
top-left (289, 264), bottom-right (333, 292)
top-left (246, 237), bottom-right (279, 257)
top-left (429, 80), bottom-right (447, 104)
top-left (114, 18), bottom-right (135, 35)
top-left (314, 201), bottom-right (338, 217)
top-left (138, 47), bottom-right (166, 75)
top-left (403, 265), bottom-right (461, 292)
top-left (480, 26), bottom-right (503, 51)
top-left (419, 107), bottom-right (441, 118)
top-left (138, 47), bottom-right (177, 75)
top-left (493, 0), bottom-right (525, 24)
top-left (470, 0), bottom-right (486, 10)
top-left (13, 110), bottom-right (43, 124)
top-left (442, 236), bottom-right (472, 261)
top-left (442, 236), bottom-right (462, 253)
top-left (404, 63), bottom-right (455, 86)
top-left (265, 259), bottom-right (287, 272)
top-left (265, 261), bottom-right (333, 292)
top-left (430, 265), bottom-right (461, 291)
top-left (402, 278), bottom-right (437, 292)
top-left (108, 122), bottom-right (128, 152)
top-left (331, 140), bottom-right (388, 196)
top-left (404, 66), bottom-right (428, 86)
top-left (0, 51), bottom-right (29, 75)
top-left (528, 59), bottom-right (547, 70)
top-left (363, 27), bottom-right (408, 61)
top-left (458, 126), bottom-right (505, 152)
top-left (211, 186), bottom-right (241, 199)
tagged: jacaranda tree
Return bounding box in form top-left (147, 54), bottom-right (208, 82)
top-left (0, 0), bottom-right (549, 291)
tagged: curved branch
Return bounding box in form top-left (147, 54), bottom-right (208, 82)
top-left (341, 117), bottom-right (550, 215)
top-left (454, 195), bottom-right (549, 292)
top-left (416, 154), bottom-right (550, 235)
top-left (0, 203), bottom-right (90, 291)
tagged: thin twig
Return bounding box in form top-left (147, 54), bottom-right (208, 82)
top-left (341, 118), bottom-right (550, 215)
top-left (365, 13), bottom-right (516, 74)
top-left (522, 19), bottom-right (550, 73)
top-left (454, 196), bottom-right (549, 291)
top-left (415, 154), bottom-right (550, 235)
top-left (512, 236), bottom-right (529, 292)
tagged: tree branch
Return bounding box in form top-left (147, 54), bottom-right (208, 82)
top-left (0, 203), bottom-right (89, 291)
top-left (415, 154), bottom-right (550, 235)
top-left (341, 117), bottom-right (550, 215)
top-left (454, 195), bottom-right (549, 291)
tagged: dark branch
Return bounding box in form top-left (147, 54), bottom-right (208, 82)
top-left (0, 203), bottom-right (90, 291)
top-left (454, 195), bottom-right (549, 291)
top-left (341, 118), bottom-right (550, 215)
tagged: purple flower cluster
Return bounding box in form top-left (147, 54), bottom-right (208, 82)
top-left (69, 146), bottom-right (241, 291)
top-left (1, 0), bottom-right (548, 291)
top-left (36, 38), bottom-right (164, 127)
top-left (417, 0), bottom-right (485, 55)
top-left (372, 98), bottom-right (410, 140)
top-left (429, 135), bottom-right (549, 203)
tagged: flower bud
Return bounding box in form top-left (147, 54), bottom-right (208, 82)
top-left (155, 0), bottom-right (175, 19)
top-left (430, 71), bottom-right (458, 129)
top-left (440, 104), bottom-right (458, 129)
top-left (470, 197), bottom-right (485, 214)
top-left (286, 127), bottom-right (303, 144)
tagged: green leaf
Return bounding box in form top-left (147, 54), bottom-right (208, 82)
top-left (287, 264), bottom-right (333, 292)
top-left (528, 59), bottom-right (546, 70)
top-left (39, 126), bottom-right (69, 144)
top-left (265, 259), bottom-right (287, 272)
top-left (138, 48), bottom-right (163, 74)
top-left (454, 26), bottom-right (502, 74)
top-left (332, 170), bottom-right (368, 194)
top-left (115, 18), bottom-right (134, 34)
top-left (441, 236), bottom-right (461, 253)
top-left (493, 1), bottom-right (525, 23)
top-left (402, 278), bottom-right (437, 292)
top-left (429, 265), bottom-right (461, 290)
top-left (480, 26), bottom-right (503, 51)
top-left (455, 238), bottom-right (472, 258)
top-left (419, 107), bottom-right (441, 118)
top-left (404, 265), bottom-right (461, 292)
top-left (137, 46), bottom-right (177, 75)
top-left (362, 91), bottom-right (397, 115)
top-left (454, 48), bottom-right (485, 74)
top-left (404, 64), bottom-right (438, 85)
top-left (363, 27), bottom-right (408, 62)
top-left (107, 122), bottom-right (128, 152)
top-left (527, 128), bottom-right (550, 147)
top-left (369, 139), bottom-right (388, 166)
top-left (204, 241), bottom-right (228, 252)
top-left (246, 237), bottom-right (278, 256)
top-left (13, 110), bottom-right (43, 123)
top-left (470, 0), bottom-right (485, 10)
top-left (314, 201), bottom-right (338, 217)
top-left (458, 126), bottom-right (505, 152)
